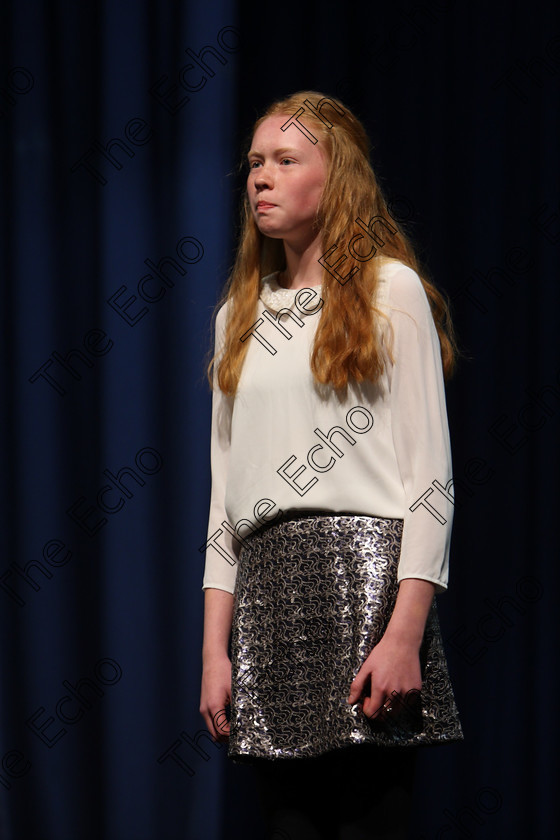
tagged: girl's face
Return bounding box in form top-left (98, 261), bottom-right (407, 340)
top-left (247, 115), bottom-right (328, 248)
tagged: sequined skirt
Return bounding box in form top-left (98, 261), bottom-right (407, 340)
top-left (228, 513), bottom-right (463, 761)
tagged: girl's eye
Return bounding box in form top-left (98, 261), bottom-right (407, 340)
top-left (247, 158), bottom-right (295, 170)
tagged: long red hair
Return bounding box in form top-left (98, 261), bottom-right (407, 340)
top-left (208, 90), bottom-right (456, 395)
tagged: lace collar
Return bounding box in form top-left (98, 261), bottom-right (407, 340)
top-left (259, 271), bottom-right (322, 314)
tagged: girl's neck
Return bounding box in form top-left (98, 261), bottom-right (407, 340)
top-left (280, 237), bottom-right (324, 289)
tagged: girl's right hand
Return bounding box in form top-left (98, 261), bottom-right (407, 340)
top-left (200, 655), bottom-right (232, 742)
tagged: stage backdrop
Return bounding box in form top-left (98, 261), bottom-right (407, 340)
top-left (1, 1), bottom-right (558, 838)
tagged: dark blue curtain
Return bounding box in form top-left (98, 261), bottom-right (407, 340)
top-left (1, 1), bottom-right (558, 838)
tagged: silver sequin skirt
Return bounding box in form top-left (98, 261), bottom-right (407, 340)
top-left (228, 513), bottom-right (463, 761)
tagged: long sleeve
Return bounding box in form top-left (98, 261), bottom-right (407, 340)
top-left (201, 302), bottom-right (239, 594)
top-left (384, 264), bottom-right (454, 593)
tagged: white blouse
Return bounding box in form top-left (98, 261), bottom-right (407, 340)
top-left (201, 257), bottom-right (454, 595)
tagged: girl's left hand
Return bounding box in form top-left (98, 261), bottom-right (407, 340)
top-left (347, 633), bottom-right (422, 720)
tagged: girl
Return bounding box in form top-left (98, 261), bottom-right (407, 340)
top-left (200, 91), bottom-right (463, 839)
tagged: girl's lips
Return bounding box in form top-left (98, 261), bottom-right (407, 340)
top-left (257, 202), bottom-right (276, 210)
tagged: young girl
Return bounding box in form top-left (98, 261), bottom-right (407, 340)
top-left (200, 91), bottom-right (463, 839)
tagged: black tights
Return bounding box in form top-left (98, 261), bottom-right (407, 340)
top-left (252, 744), bottom-right (417, 840)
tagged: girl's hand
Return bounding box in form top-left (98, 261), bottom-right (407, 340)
top-left (347, 578), bottom-right (435, 719)
top-left (200, 655), bottom-right (232, 742)
top-left (347, 633), bottom-right (422, 720)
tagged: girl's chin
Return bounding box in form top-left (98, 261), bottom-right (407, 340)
top-left (255, 224), bottom-right (284, 240)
